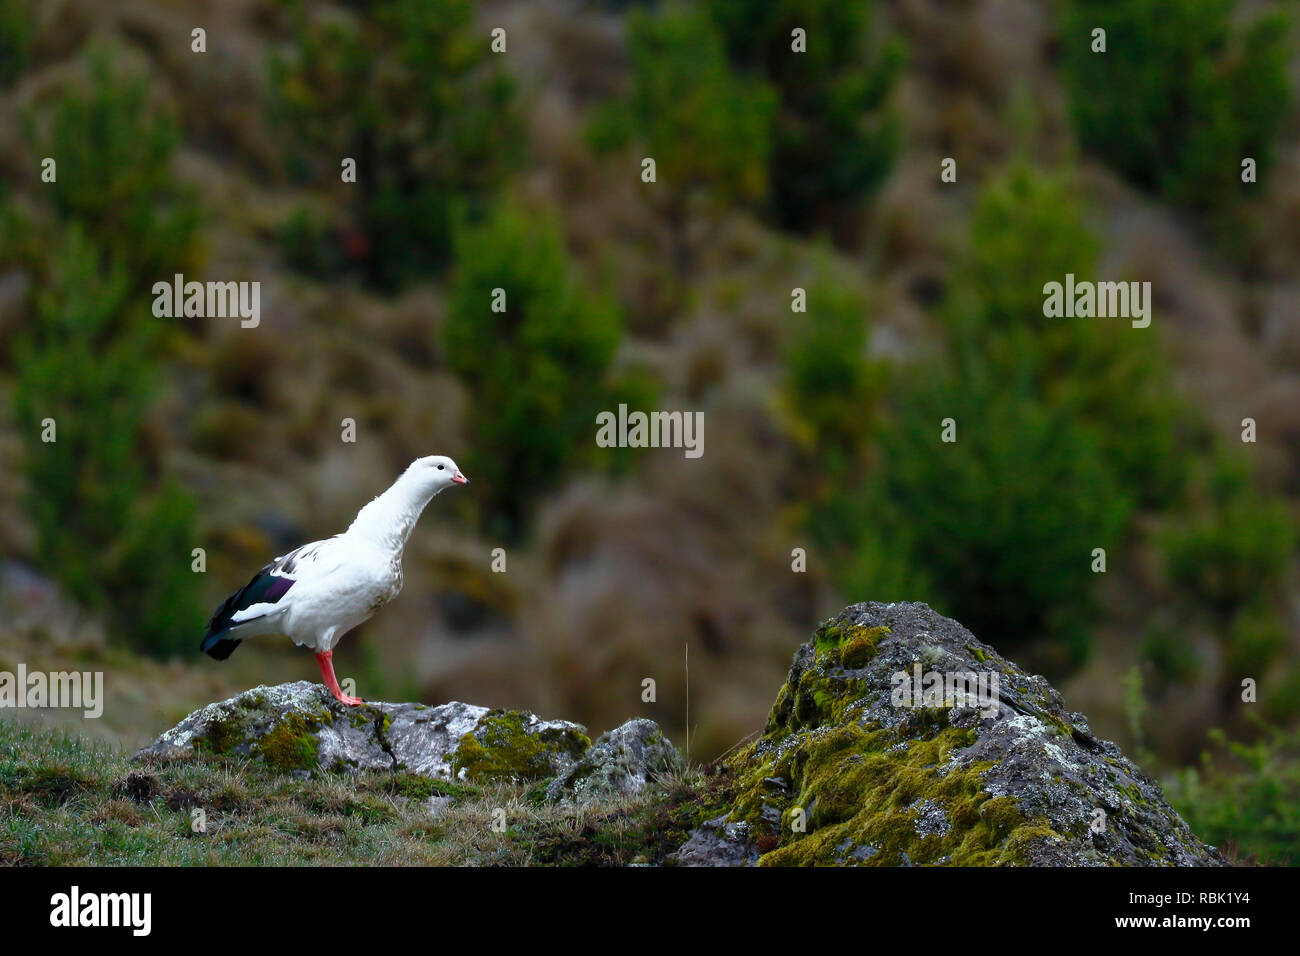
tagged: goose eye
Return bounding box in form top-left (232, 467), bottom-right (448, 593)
top-left (437, 464), bottom-right (445, 470)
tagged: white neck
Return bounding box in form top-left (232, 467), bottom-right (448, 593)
top-left (345, 469), bottom-right (440, 554)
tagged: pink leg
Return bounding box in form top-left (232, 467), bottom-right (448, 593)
top-left (316, 651), bottom-right (364, 705)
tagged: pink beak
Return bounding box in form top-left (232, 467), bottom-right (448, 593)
top-left (452, 471), bottom-right (468, 485)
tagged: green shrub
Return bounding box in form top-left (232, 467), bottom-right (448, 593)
top-left (704, 0), bottom-right (901, 232)
top-left (6, 39), bottom-right (206, 656)
top-left (599, 365), bottom-right (663, 478)
top-left (12, 228), bottom-right (202, 656)
top-left (28, 43), bottom-right (200, 281)
top-left (271, 0), bottom-right (522, 290)
top-left (812, 484), bottom-right (932, 607)
top-left (1060, 0), bottom-right (1291, 214)
top-left (1157, 451), bottom-right (1295, 694)
top-left (588, 4), bottom-right (775, 268)
top-left (935, 165), bottom-right (1290, 687)
top-left (952, 164), bottom-right (1195, 507)
top-left (109, 480), bottom-right (205, 656)
top-left (1223, 600), bottom-right (1289, 690)
top-left (1161, 453), bottom-right (1295, 619)
top-left (442, 199), bottom-right (622, 538)
top-left (840, 165), bottom-right (1210, 669)
top-left (13, 229), bottom-right (143, 604)
top-left (783, 262), bottom-right (884, 477)
top-left (781, 261), bottom-right (895, 603)
top-left (1169, 721), bottom-right (1300, 865)
top-left (868, 368), bottom-right (1132, 669)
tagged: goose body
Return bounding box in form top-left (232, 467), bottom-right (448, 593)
top-left (200, 455), bottom-right (468, 704)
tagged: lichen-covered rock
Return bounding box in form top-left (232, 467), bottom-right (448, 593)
top-left (133, 681), bottom-right (590, 783)
top-left (683, 602), bottom-right (1226, 867)
top-left (669, 815), bottom-right (760, 866)
top-left (546, 718), bottom-right (682, 804)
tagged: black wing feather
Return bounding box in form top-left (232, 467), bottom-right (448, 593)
top-left (200, 545), bottom-right (310, 658)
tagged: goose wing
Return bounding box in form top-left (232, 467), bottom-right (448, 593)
top-left (204, 537), bottom-right (344, 634)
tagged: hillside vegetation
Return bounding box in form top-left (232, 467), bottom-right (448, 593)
top-left (0, 0), bottom-right (1298, 864)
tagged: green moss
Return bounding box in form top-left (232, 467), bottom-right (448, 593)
top-left (813, 623), bottom-right (890, 667)
top-left (840, 628), bottom-right (886, 668)
top-left (726, 622), bottom-right (1067, 865)
top-left (524, 780), bottom-right (551, 808)
top-left (196, 714), bottom-right (246, 756)
top-left (765, 625), bottom-right (890, 739)
top-left (190, 697), bottom-right (334, 771)
top-left (253, 714), bottom-right (321, 772)
top-left (724, 714), bottom-right (1061, 866)
top-left (449, 710), bottom-right (590, 783)
top-left (369, 772), bottom-right (474, 803)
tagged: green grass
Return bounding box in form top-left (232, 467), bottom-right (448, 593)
top-left (0, 719), bottom-right (708, 866)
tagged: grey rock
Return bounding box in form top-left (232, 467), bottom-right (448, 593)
top-left (546, 718), bottom-right (682, 803)
top-left (674, 602), bottom-right (1225, 867)
top-left (669, 815), bottom-right (760, 867)
top-left (133, 680), bottom-right (589, 783)
top-left (911, 799), bottom-right (951, 839)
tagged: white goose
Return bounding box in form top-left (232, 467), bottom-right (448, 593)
top-left (200, 455), bottom-right (468, 704)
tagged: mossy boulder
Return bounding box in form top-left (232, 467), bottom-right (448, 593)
top-left (546, 718), bottom-right (683, 804)
top-left (133, 681), bottom-right (589, 782)
top-left (674, 602), bottom-right (1227, 867)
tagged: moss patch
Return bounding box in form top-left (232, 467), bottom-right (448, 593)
top-left (195, 710), bottom-right (249, 756)
top-left (721, 720), bottom-right (1062, 866)
top-left (765, 625), bottom-right (890, 739)
top-left (253, 713), bottom-right (321, 772)
top-left (813, 623), bottom-right (890, 666)
top-left (372, 771), bottom-right (474, 802)
top-left (450, 710), bottom-right (590, 783)
top-left (188, 693), bottom-right (341, 770)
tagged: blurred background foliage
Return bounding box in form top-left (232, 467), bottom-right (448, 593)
top-left (270, 0), bottom-right (522, 289)
top-left (1061, 0), bottom-right (1291, 221)
top-left (0, 0), bottom-right (1298, 863)
top-left (586, 2), bottom-right (776, 274)
top-left (704, 0), bottom-right (902, 237)
top-left (444, 195), bottom-right (625, 538)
